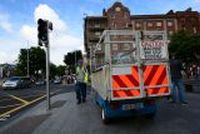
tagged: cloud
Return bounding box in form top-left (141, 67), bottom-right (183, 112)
top-left (20, 25), bottom-right (37, 44)
top-left (34, 4), bottom-right (67, 32)
top-left (0, 13), bottom-right (13, 33)
top-left (0, 51), bottom-right (17, 64)
top-left (0, 39), bottom-right (20, 64)
top-left (19, 4), bottom-right (83, 65)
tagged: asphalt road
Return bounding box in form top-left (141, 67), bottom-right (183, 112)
top-left (0, 84), bottom-right (74, 120)
top-left (0, 85), bottom-right (199, 134)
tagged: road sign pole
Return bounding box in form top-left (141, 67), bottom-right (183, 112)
top-left (46, 21), bottom-right (50, 110)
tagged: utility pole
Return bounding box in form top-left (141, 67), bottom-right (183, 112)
top-left (75, 50), bottom-right (77, 66)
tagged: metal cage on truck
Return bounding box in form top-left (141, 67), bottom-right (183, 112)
top-left (91, 30), bottom-right (171, 101)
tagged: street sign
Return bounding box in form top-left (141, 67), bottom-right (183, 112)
top-left (140, 40), bottom-right (168, 60)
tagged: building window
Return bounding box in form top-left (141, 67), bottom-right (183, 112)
top-left (123, 44), bottom-right (131, 50)
top-left (95, 32), bottom-right (101, 36)
top-left (110, 12), bottom-right (115, 18)
top-left (167, 21), bottom-right (173, 27)
top-left (147, 22), bottom-right (153, 28)
top-left (156, 22), bottom-right (162, 27)
top-left (114, 23), bottom-right (117, 28)
top-left (136, 22), bottom-right (141, 28)
top-left (94, 24), bottom-right (100, 28)
top-left (112, 44), bottom-right (118, 51)
top-left (169, 31), bottom-right (174, 35)
top-left (193, 27), bottom-right (197, 34)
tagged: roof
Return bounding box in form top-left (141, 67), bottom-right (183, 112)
top-left (85, 16), bottom-right (107, 20)
top-left (131, 14), bottom-right (175, 19)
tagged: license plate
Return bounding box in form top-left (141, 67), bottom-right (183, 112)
top-left (122, 103), bottom-right (144, 111)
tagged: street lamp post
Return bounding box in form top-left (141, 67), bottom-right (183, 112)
top-left (27, 41), bottom-right (30, 77)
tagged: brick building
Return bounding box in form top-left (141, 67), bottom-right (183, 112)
top-left (84, 2), bottom-right (200, 64)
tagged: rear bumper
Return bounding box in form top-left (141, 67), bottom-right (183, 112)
top-left (95, 92), bottom-right (157, 118)
top-left (2, 85), bottom-right (17, 89)
top-left (105, 101), bottom-right (157, 118)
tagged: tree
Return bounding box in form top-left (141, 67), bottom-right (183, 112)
top-left (56, 65), bottom-right (66, 76)
top-left (15, 47), bottom-right (46, 77)
top-left (50, 63), bottom-right (57, 79)
top-left (63, 50), bottom-right (82, 73)
top-left (169, 30), bottom-right (200, 64)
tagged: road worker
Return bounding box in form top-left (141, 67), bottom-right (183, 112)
top-left (75, 59), bottom-right (89, 104)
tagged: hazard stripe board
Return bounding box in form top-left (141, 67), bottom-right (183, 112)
top-left (145, 87), bottom-right (169, 96)
top-left (143, 64), bottom-right (170, 96)
top-left (143, 64), bottom-right (169, 86)
top-left (113, 89), bottom-right (141, 98)
top-left (112, 66), bottom-right (140, 98)
top-left (112, 66), bottom-right (139, 89)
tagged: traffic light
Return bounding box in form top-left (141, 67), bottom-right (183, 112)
top-left (37, 18), bottom-right (48, 43)
top-left (37, 18), bottom-right (53, 47)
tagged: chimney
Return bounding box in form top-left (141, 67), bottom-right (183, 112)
top-left (103, 8), bottom-right (106, 16)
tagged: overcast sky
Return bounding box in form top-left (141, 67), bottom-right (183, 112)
top-left (0, 0), bottom-right (200, 65)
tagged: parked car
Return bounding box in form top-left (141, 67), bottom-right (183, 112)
top-left (2, 76), bottom-right (31, 89)
top-left (35, 79), bottom-right (45, 86)
top-left (53, 78), bottom-right (62, 84)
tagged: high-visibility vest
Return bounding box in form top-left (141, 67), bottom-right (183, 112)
top-left (76, 66), bottom-right (89, 84)
top-left (84, 72), bottom-right (89, 84)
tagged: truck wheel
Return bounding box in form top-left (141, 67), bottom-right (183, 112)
top-left (101, 108), bottom-right (109, 124)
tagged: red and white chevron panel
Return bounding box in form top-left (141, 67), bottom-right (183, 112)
top-left (112, 66), bottom-right (140, 98)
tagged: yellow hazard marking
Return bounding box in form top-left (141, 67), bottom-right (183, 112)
top-left (0, 103), bottom-right (22, 109)
top-left (0, 88), bottom-right (63, 119)
top-left (8, 94), bottom-right (30, 105)
top-left (0, 95), bottom-right (46, 119)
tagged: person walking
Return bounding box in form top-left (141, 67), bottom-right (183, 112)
top-left (75, 59), bottom-right (88, 104)
top-left (170, 55), bottom-right (188, 105)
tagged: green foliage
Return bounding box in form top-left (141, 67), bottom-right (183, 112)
top-left (169, 30), bottom-right (200, 64)
top-left (50, 63), bottom-right (57, 79)
top-left (15, 47), bottom-right (46, 77)
top-left (63, 50), bottom-right (82, 73)
top-left (15, 46), bottom-right (67, 79)
top-left (56, 65), bottom-right (66, 76)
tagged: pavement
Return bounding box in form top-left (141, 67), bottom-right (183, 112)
top-left (0, 89), bottom-right (200, 134)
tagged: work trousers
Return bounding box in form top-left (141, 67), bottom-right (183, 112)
top-left (75, 82), bottom-right (86, 102)
top-left (171, 79), bottom-right (187, 103)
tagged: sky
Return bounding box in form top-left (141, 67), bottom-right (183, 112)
top-left (0, 0), bottom-right (200, 65)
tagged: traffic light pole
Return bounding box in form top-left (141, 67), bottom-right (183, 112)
top-left (37, 18), bottom-right (53, 111)
top-left (46, 21), bottom-right (50, 111)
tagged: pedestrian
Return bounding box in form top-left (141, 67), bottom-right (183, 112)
top-left (169, 55), bottom-right (188, 105)
top-left (75, 59), bottom-right (89, 104)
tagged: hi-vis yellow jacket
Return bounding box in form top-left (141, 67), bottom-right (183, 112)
top-left (76, 66), bottom-right (89, 84)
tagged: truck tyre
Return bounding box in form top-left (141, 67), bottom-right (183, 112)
top-left (101, 108), bottom-right (110, 124)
